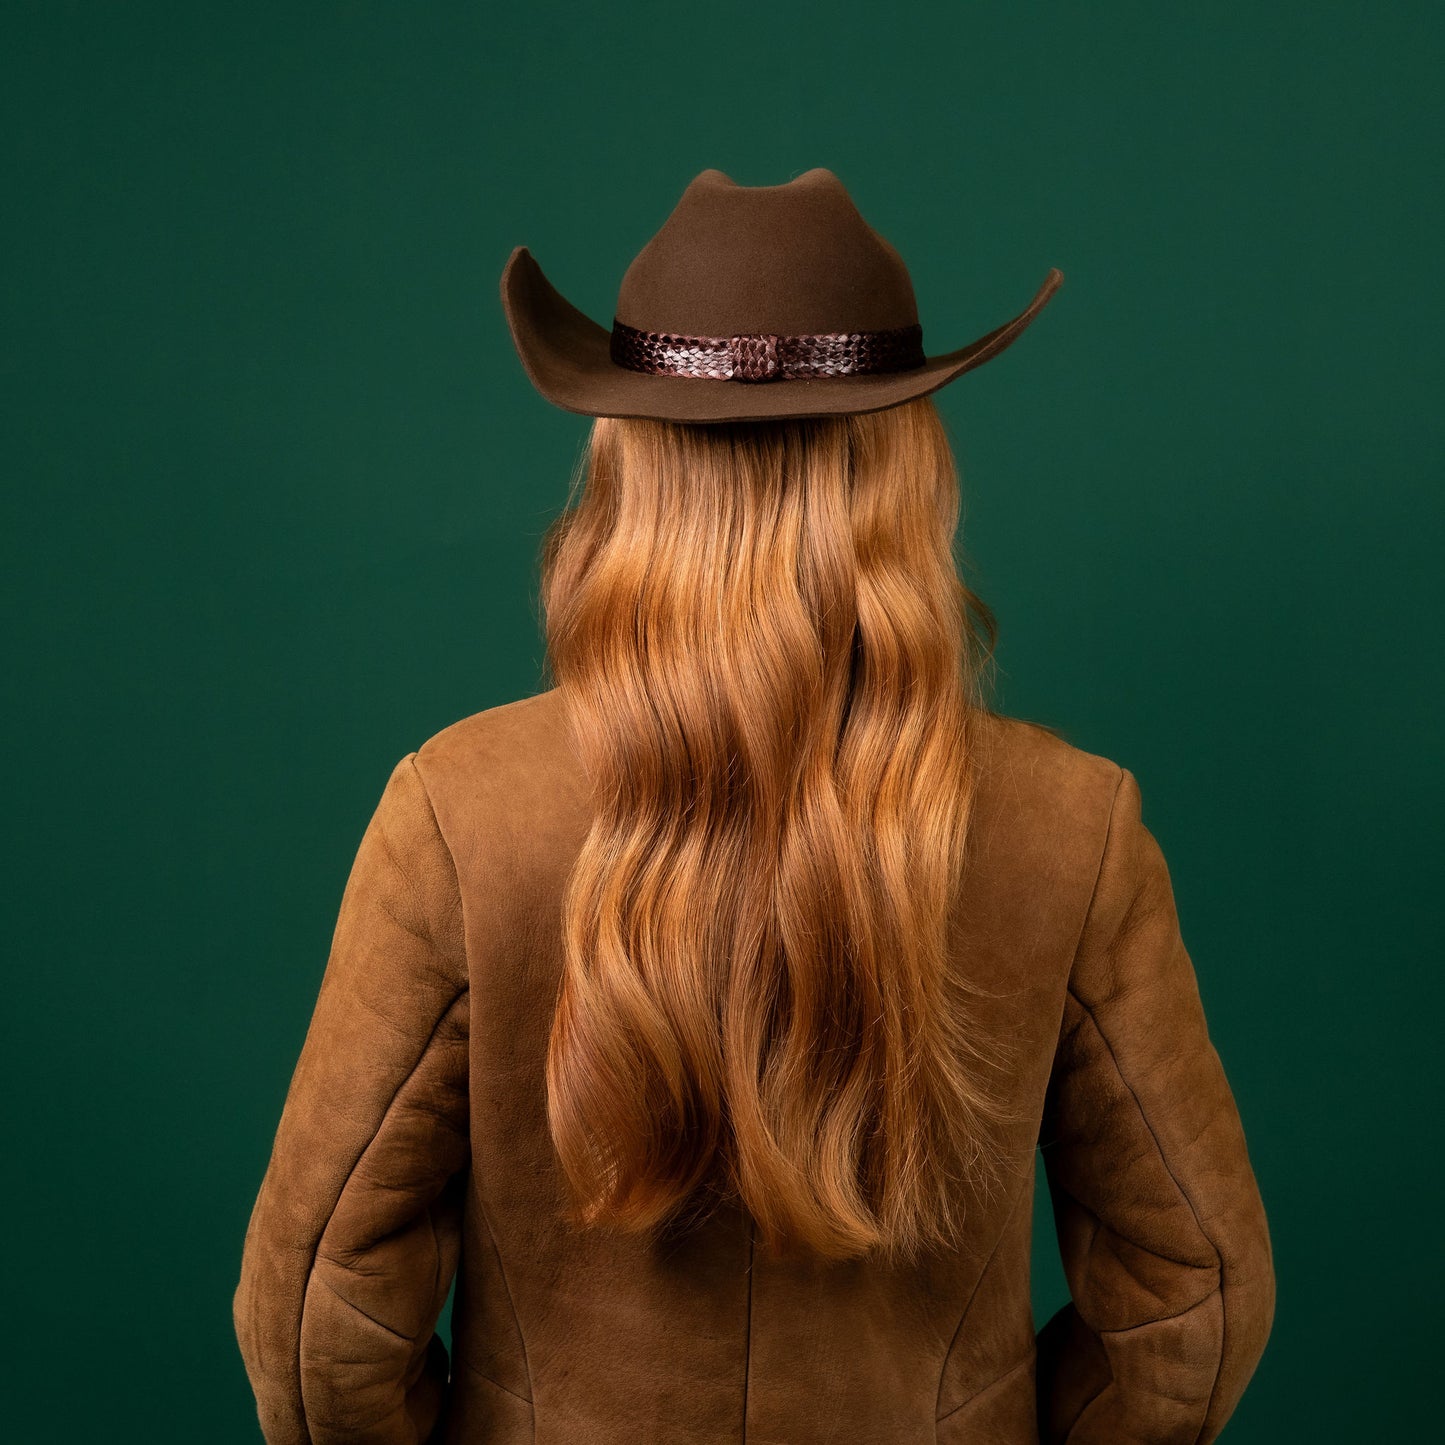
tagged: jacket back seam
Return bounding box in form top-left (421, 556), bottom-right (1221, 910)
top-left (933, 1168), bottom-right (1032, 1424)
top-left (470, 1190), bottom-right (537, 1415)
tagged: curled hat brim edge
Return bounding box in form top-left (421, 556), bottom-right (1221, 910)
top-left (500, 245), bottom-right (1064, 423)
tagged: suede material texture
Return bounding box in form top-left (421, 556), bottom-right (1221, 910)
top-left (614, 168), bottom-right (921, 336)
top-left (234, 690), bottom-right (1275, 1443)
top-left (499, 167), bottom-right (1065, 423)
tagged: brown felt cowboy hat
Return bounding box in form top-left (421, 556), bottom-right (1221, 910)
top-left (500, 166), bottom-right (1062, 424)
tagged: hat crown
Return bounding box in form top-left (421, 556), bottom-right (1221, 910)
top-left (615, 168), bottom-right (919, 338)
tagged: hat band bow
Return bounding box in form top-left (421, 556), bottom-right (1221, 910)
top-left (610, 318), bottom-right (926, 384)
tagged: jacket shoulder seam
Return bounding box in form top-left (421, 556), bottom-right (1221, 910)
top-left (405, 750), bottom-right (469, 990)
top-left (1064, 764), bottom-right (1129, 983)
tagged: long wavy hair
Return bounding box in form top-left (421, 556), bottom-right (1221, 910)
top-left (537, 394), bottom-right (1012, 1263)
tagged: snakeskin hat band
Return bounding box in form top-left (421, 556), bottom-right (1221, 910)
top-left (501, 167), bottom-right (1063, 423)
top-left (609, 319), bottom-right (926, 384)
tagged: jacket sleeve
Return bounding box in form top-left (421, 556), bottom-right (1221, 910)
top-left (233, 753), bottom-right (471, 1445)
top-left (1035, 767), bottom-right (1275, 1445)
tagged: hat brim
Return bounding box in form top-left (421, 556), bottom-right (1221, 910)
top-left (500, 246), bottom-right (1064, 423)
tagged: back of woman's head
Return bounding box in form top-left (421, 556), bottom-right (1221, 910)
top-left (538, 395), bottom-right (1011, 1263)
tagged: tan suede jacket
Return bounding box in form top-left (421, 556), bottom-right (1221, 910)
top-left (233, 690), bottom-right (1275, 1444)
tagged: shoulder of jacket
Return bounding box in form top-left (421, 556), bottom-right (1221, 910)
top-left (966, 707), bottom-right (1128, 894)
top-left (404, 688), bottom-right (585, 848)
top-left (972, 706), bottom-right (1125, 801)
top-left (410, 688), bottom-right (566, 772)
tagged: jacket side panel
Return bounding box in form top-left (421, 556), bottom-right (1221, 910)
top-left (420, 694), bottom-right (751, 1445)
top-left (929, 713), bottom-right (1124, 1434)
top-left (606, 708), bottom-right (1121, 1444)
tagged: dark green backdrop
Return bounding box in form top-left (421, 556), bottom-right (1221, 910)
top-left (5, 3), bottom-right (1439, 1439)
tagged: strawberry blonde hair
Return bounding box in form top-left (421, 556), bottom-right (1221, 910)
top-left (538, 395), bottom-right (1011, 1262)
